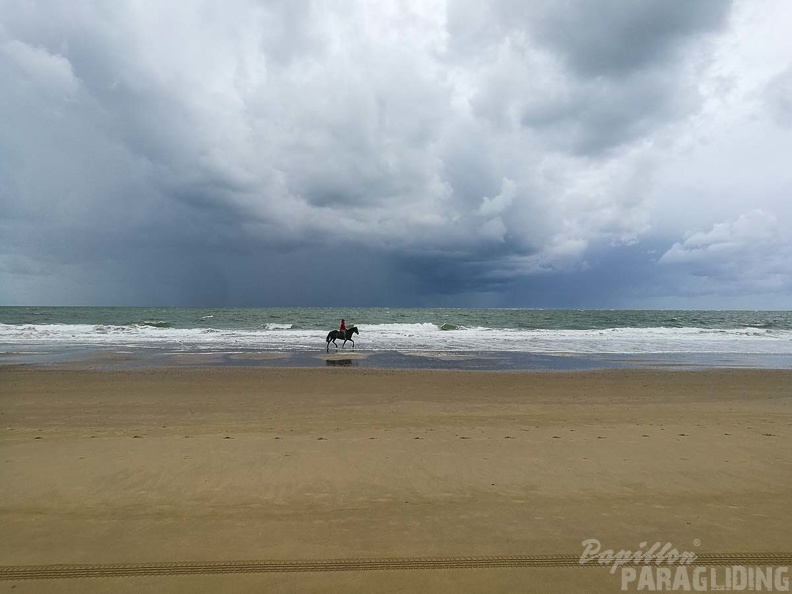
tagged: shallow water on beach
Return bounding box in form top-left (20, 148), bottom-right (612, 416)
top-left (1, 307), bottom-right (791, 369)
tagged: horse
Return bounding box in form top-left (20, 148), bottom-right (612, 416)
top-left (326, 326), bottom-right (359, 352)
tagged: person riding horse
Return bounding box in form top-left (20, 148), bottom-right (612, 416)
top-left (326, 324), bottom-right (359, 352)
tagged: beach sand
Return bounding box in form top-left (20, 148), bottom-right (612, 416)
top-left (1, 367), bottom-right (790, 592)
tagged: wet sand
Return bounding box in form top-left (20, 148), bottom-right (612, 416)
top-left (1, 367), bottom-right (790, 592)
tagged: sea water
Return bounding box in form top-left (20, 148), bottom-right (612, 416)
top-left (1, 307), bottom-right (791, 369)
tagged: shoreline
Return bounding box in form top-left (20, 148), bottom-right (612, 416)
top-left (2, 345), bottom-right (792, 371)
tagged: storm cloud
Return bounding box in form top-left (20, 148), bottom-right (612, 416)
top-left (1, 0), bottom-right (790, 307)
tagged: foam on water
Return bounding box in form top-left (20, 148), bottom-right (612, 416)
top-left (263, 323), bottom-right (294, 330)
top-left (1, 322), bottom-right (791, 356)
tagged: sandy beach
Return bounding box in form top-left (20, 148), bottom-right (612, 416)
top-left (1, 366), bottom-right (791, 592)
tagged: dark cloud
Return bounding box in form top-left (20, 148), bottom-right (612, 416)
top-left (454, 0), bottom-right (732, 155)
top-left (1, 0), bottom-right (788, 307)
top-left (520, 0), bottom-right (731, 78)
top-left (518, 69), bottom-right (692, 155)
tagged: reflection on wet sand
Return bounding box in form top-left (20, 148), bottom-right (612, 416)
top-left (326, 358), bottom-right (356, 367)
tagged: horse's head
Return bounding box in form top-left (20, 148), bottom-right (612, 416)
top-left (352, 326), bottom-right (359, 335)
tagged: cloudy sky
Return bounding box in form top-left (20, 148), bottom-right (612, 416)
top-left (1, 0), bottom-right (791, 308)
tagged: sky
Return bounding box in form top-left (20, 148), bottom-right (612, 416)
top-left (1, 0), bottom-right (791, 308)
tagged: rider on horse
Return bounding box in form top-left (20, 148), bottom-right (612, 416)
top-left (326, 321), bottom-right (358, 352)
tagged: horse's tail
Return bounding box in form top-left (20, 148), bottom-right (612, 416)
top-left (326, 331), bottom-right (333, 342)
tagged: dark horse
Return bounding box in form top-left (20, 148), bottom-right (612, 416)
top-left (326, 326), bottom-right (359, 352)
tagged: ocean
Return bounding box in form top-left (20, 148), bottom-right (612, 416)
top-left (1, 307), bottom-right (791, 370)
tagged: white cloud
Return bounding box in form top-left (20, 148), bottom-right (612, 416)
top-left (764, 65), bottom-right (792, 127)
top-left (479, 178), bottom-right (515, 218)
top-left (660, 210), bottom-right (792, 294)
top-left (1, 39), bottom-right (79, 99)
top-left (661, 210), bottom-right (777, 263)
